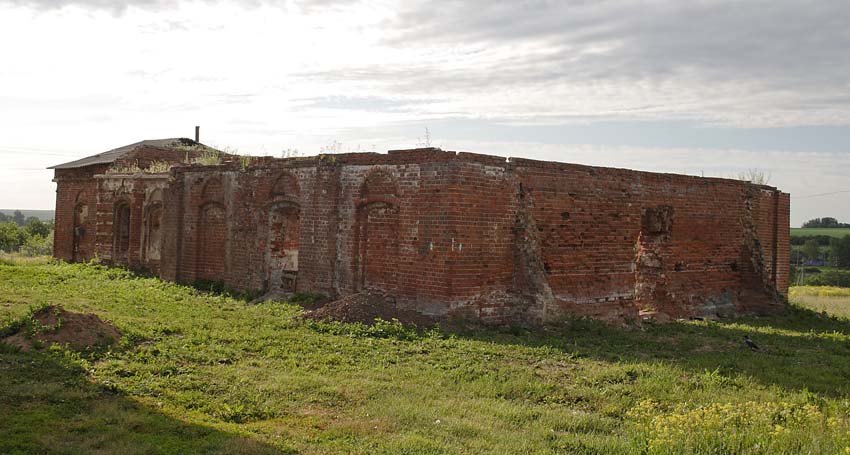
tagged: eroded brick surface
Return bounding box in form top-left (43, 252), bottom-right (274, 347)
top-left (53, 147), bottom-right (791, 324)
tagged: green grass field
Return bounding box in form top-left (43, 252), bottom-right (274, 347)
top-left (791, 227), bottom-right (850, 238)
top-left (2, 258), bottom-right (850, 454)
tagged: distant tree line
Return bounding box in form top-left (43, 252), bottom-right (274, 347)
top-left (792, 228), bottom-right (850, 287)
top-left (0, 210), bottom-right (54, 255)
top-left (790, 235), bottom-right (834, 246)
top-left (800, 269), bottom-right (850, 287)
top-left (801, 217), bottom-right (850, 228)
top-left (794, 236), bottom-right (850, 267)
top-left (0, 210), bottom-right (28, 226)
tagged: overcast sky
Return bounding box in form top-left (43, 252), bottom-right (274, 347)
top-left (1, 0), bottom-right (848, 226)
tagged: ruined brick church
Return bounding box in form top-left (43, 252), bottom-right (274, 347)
top-left (51, 138), bottom-right (790, 324)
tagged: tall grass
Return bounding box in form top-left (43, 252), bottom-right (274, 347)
top-left (192, 150), bottom-right (223, 166)
top-left (145, 160), bottom-right (173, 173)
top-left (791, 286), bottom-right (850, 318)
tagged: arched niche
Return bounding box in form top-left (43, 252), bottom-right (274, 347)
top-left (201, 177), bottom-right (224, 204)
top-left (353, 170), bottom-right (400, 291)
top-left (360, 170), bottom-right (398, 205)
top-left (143, 203), bottom-right (164, 263)
top-left (196, 202), bottom-right (227, 282)
top-left (142, 188), bottom-right (164, 263)
top-left (270, 172), bottom-right (300, 199)
top-left (72, 192), bottom-right (89, 262)
top-left (113, 200), bottom-right (131, 265)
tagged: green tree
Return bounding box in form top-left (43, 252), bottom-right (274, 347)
top-left (12, 210), bottom-right (25, 226)
top-left (0, 222), bottom-right (29, 252)
top-left (829, 235), bottom-right (850, 268)
top-left (21, 230), bottom-right (53, 256)
top-left (803, 217), bottom-right (850, 228)
top-left (25, 218), bottom-right (50, 238)
top-left (802, 239), bottom-right (821, 261)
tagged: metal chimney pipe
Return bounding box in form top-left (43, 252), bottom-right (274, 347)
top-left (195, 126), bottom-right (200, 143)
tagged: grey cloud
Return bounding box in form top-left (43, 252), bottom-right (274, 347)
top-left (7, 0), bottom-right (849, 126)
top-left (295, 95), bottom-right (443, 112)
top-left (218, 93), bottom-right (257, 104)
top-left (0, 0), bottom-right (180, 14)
top-left (290, 1), bottom-right (850, 126)
top-left (383, 1), bottom-right (850, 87)
top-left (0, 0), bottom-right (351, 14)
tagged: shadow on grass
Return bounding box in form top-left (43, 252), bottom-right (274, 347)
top-left (451, 305), bottom-right (850, 397)
top-left (0, 347), bottom-right (288, 455)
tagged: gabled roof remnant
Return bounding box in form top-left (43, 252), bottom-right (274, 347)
top-left (48, 138), bottom-right (216, 170)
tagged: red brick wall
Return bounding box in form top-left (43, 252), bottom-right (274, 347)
top-left (158, 176), bottom-right (184, 282)
top-left (508, 160), bottom-right (788, 321)
top-left (53, 147), bottom-right (791, 324)
top-left (358, 203), bottom-right (400, 291)
top-left (775, 193), bottom-right (791, 294)
top-left (53, 165), bottom-right (107, 261)
top-left (197, 203), bottom-right (227, 281)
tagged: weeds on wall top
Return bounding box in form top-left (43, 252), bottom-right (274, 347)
top-left (106, 160), bottom-right (174, 175)
top-left (106, 161), bottom-right (142, 175)
top-left (191, 150), bottom-right (223, 166)
top-left (736, 168), bottom-right (771, 185)
top-left (145, 160), bottom-right (172, 173)
top-left (239, 155), bottom-right (253, 170)
top-left (173, 143), bottom-right (224, 165)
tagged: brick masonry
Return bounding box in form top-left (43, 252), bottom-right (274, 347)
top-left (53, 146), bottom-right (791, 324)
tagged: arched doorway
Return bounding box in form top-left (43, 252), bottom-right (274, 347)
top-left (267, 203), bottom-right (300, 293)
top-left (113, 202), bottom-right (131, 265)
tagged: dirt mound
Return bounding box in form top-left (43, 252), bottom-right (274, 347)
top-left (2, 306), bottom-right (122, 352)
top-left (303, 292), bottom-right (436, 327)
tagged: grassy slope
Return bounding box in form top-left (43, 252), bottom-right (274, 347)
top-left (791, 227), bottom-right (850, 238)
top-left (2, 260), bottom-right (850, 454)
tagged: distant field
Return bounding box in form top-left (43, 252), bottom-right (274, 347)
top-left (0, 209), bottom-right (54, 221)
top-left (791, 228), bottom-right (850, 238)
top-left (790, 286), bottom-right (850, 318)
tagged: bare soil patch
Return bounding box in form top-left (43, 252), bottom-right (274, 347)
top-left (303, 291), bottom-right (436, 327)
top-left (2, 306), bottom-right (122, 352)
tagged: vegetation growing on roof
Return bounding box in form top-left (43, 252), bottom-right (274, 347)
top-left (145, 161), bottom-right (173, 174)
top-left (106, 161), bottom-right (142, 175)
top-left (736, 168), bottom-right (771, 185)
top-left (191, 150), bottom-right (223, 166)
top-left (239, 155), bottom-right (253, 170)
top-left (106, 160), bottom-right (175, 175)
